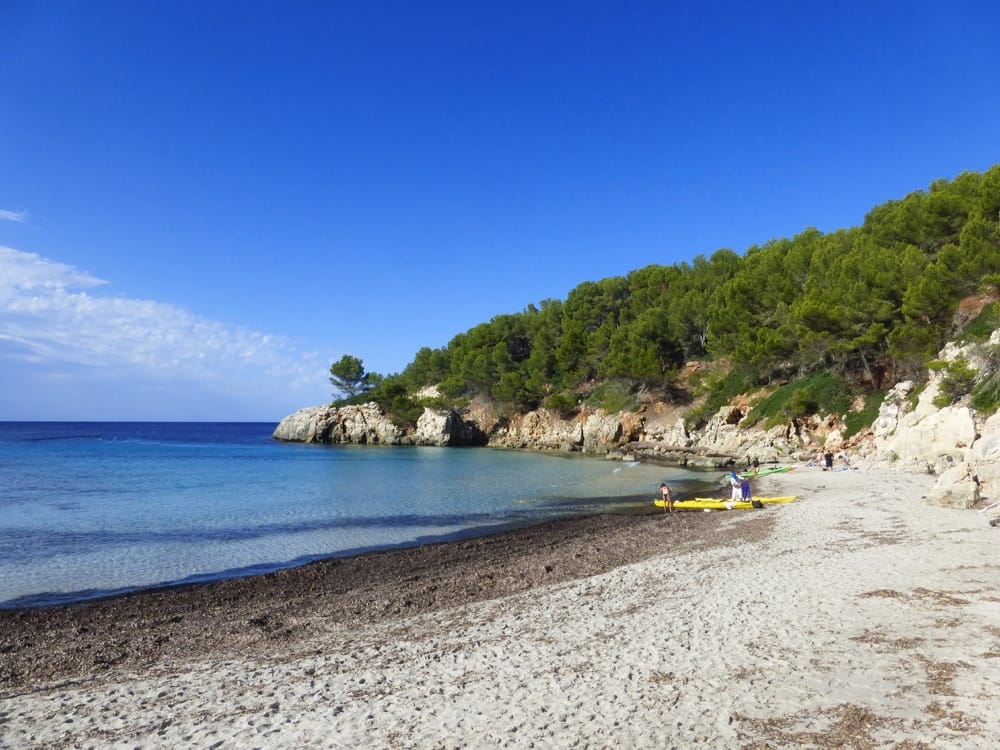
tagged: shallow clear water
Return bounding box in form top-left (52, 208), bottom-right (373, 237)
top-left (0, 422), bottom-right (714, 608)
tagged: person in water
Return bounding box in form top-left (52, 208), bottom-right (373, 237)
top-left (659, 482), bottom-right (674, 513)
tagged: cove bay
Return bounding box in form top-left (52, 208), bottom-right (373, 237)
top-left (0, 422), bottom-right (717, 609)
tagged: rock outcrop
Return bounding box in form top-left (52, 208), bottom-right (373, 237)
top-left (857, 329), bottom-right (1000, 508)
top-left (272, 404), bottom-right (405, 445)
top-left (274, 403), bottom-right (646, 454)
top-left (484, 408), bottom-right (644, 453)
top-left (411, 408), bottom-right (488, 446)
top-left (411, 408), bottom-right (458, 447)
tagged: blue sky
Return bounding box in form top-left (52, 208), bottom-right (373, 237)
top-left (2, 1), bottom-right (999, 421)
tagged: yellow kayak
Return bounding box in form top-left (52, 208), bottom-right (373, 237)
top-left (654, 495), bottom-right (797, 510)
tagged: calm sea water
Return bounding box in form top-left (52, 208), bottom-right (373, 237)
top-left (0, 422), bottom-right (715, 609)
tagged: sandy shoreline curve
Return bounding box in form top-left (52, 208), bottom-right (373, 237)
top-left (1, 506), bottom-right (741, 691)
top-left (2, 466), bottom-right (999, 748)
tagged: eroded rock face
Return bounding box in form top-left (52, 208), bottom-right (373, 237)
top-left (970, 412), bottom-right (1000, 502)
top-left (489, 409), bottom-right (583, 451)
top-left (271, 406), bottom-right (330, 443)
top-left (412, 408), bottom-right (481, 447)
top-left (412, 408), bottom-right (456, 447)
top-left (272, 404), bottom-right (405, 445)
top-left (583, 411), bottom-right (636, 453)
top-left (683, 407), bottom-right (798, 466)
top-left (484, 409), bottom-right (643, 453)
top-left (925, 463), bottom-right (980, 509)
top-left (273, 403), bottom-right (643, 454)
top-left (859, 334), bottom-right (999, 507)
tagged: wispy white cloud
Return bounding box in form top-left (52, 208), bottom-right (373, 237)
top-left (0, 209), bottom-right (27, 223)
top-left (0, 247), bottom-right (106, 297)
top-left (0, 245), bottom-right (326, 400)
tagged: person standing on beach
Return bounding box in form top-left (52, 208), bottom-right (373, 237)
top-left (729, 470), bottom-right (742, 502)
top-left (740, 474), bottom-right (752, 502)
top-left (824, 451), bottom-right (834, 470)
top-left (659, 482), bottom-right (674, 513)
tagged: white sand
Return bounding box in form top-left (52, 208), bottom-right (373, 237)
top-left (3, 467), bottom-right (1000, 749)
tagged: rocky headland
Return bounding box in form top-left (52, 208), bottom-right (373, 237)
top-left (275, 331), bottom-right (1000, 512)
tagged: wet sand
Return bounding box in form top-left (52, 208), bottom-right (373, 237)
top-left (1, 507), bottom-right (748, 692)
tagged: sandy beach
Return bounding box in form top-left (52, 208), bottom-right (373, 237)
top-left (2, 467), bottom-right (999, 749)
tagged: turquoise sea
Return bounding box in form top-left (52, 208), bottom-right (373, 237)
top-left (0, 422), bottom-right (717, 609)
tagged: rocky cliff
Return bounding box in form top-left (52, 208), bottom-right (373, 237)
top-left (854, 329), bottom-right (1000, 509)
top-left (274, 332), bottom-right (999, 510)
top-left (272, 401), bottom-right (646, 453)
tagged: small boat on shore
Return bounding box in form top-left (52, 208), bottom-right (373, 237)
top-left (655, 495), bottom-right (797, 511)
top-left (737, 466), bottom-right (795, 479)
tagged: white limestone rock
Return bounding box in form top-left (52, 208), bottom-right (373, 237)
top-left (970, 411), bottom-right (1000, 500)
top-left (492, 409), bottom-right (584, 450)
top-left (272, 405), bottom-right (335, 443)
top-left (926, 463), bottom-right (981, 509)
top-left (581, 412), bottom-right (626, 453)
top-left (413, 408), bottom-right (461, 447)
top-left (272, 403), bottom-right (404, 445)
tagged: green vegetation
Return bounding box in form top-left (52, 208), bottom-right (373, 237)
top-left (584, 380), bottom-right (639, 414)
top-left (971, 344), bottom-right (1000, 414)
top-left (925, 343), bottom-right (1000, 414)
top-left (961, 301), bottom-right (1000, 342)
top-left (843, 391), bottom-right (886, 439)
top-left (685, 365), bottom-right (760, 427)
top-left (333, 165), bottom-right (1000, 425)
top-left (971, 380), bottom-right (1000, 414)
top-left (329, 355), bottom-right (379, 398)
top-left (929, 357), bottom-right (978, 408)
top-left (745, 372), bottom-right (853, 429)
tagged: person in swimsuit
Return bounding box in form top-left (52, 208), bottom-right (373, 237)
top-left (659, 482), bottom-right (674, 513)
